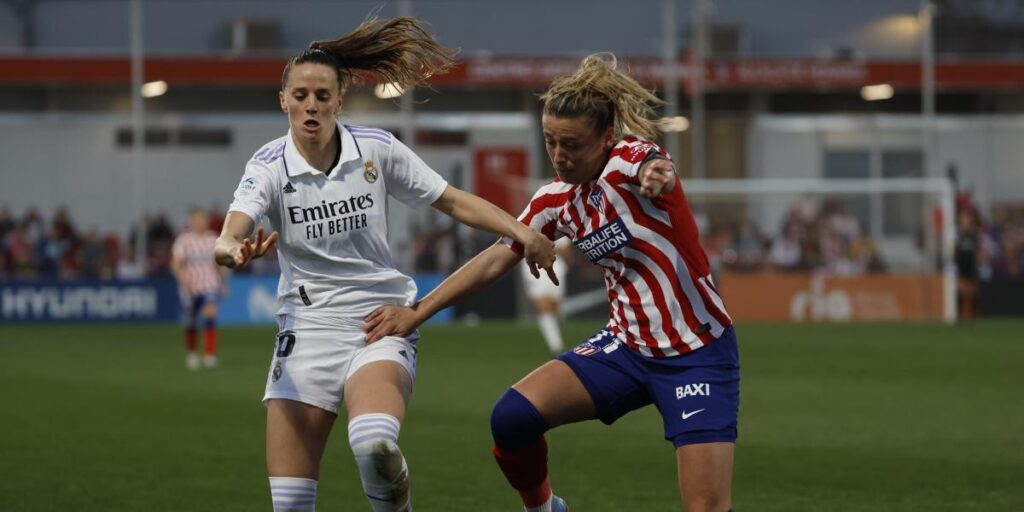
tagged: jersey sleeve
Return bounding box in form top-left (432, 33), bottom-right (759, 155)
top-left (384, 137), bottom-right (449, 208)
top-left (500, 184), bottom-right (564, 255)
top-left (227, 160), bottom-right (277, 224)
top-left (609, 136), bottom-right (671, 183)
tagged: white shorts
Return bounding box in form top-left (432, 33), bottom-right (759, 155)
top-left (263, 314), bottom-right (419, 414)
top-left (520, 258), bottom-right (568, 301)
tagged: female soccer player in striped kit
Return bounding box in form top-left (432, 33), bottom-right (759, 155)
top-left (171, 207), bottom-right (226, 370)
top-left (365, 54), bottom-right (739, 512)
top-left (214, 17), bottom-right (556, 512)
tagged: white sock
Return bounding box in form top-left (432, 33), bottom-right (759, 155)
top-left (349, 413), bottom-right (412, 512)
top-left (269, 476), bottom-right (317, 512)
top-left (525, 494), bottom-right (553, 512)
top-left (537, 313), bottom-right (563, 354)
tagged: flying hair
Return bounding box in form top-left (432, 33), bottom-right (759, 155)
top-left (540, 53), bottom-right (665, 138)
top-left (293, 15), bottom-right (458, 91)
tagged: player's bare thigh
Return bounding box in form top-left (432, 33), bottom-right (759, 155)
top-left (201, 301), bottom-right (218, 318)
top-left (676, 442), bottom-right (734, 512)
top-left (512, 359), bottom-right (596, 427)
top-left (266, 398), bottom-right (337, 479)
top-left (344, 360), bottom-right (413, 421)
top-left (532, 297), bottom-right (560, 315)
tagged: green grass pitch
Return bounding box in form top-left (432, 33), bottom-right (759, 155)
top-left (2, 320), bottom-right (1022, 511)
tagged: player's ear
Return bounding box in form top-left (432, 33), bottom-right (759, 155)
top-left (601, 125), bottom-right (616, 151)
top-left (279, 90), bottom-right (287, 113)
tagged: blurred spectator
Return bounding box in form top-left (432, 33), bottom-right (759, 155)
top-left (1, 207), bottom-right (283, 281)
top-left (78, 228), bottom-right (115, 279)
top-left (207, 206), bottom-right (225, 235)
top-left (4, 222), bottom-right (36, 278)
top-left (701, 195), bottom-right (885, 275)
top-left (115, 247), bottom-right (146, 280)
top-left (769, 221), bottom-right (802, 271)
top-left (732, 219), bottom-right (768, 270)
top-left (7, 200), bottom-right (1020, 283)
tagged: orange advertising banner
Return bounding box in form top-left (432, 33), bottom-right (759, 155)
top-left (717, 273), bottom-right (945, 322)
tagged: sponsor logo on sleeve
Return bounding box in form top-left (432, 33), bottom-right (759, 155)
top-left (623, 141), bottom-right (655, 163)
top-left (239, 176), bottom-right (258, 194)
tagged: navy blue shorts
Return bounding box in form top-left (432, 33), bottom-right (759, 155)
top-left (557, 326), bottom-right (740, 448)
top-left (181, 292), bottom-right (219, 319)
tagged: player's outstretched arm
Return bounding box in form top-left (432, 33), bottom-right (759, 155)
top-left (431, 186), bottom-right (559, 284)
top-left (214, 211), bottom-right (278, 269)
top-left (364, 242), bottom-right (521, 343)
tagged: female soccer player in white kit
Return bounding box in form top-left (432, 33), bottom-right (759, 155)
top-left (214, 17), bottom-right (556, 512)
top-left (519, 238), bottom-right (572, 355)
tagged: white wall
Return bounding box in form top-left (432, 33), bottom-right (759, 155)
top-left (0, 114), bottom-right (283, 235)
top-left (748, 114), bottom-right (1024, 214)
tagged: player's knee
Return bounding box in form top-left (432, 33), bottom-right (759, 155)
top-left (352, 437), bottom-right (406, 482)
top-left (349, 414), bottom-right (410, 511)
top-left (351, 438), bottom-right (410, 509)
top-left (491, 388), bottom-right (549, 451)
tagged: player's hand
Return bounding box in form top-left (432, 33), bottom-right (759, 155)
top-left (522, 231), bottom-right (559, 285)
top-left (364, 306), bottom-right (420, 344)
top-left (220, 227), bottom-right (278, 269)
top-left (639, 159), bottom-right (677, 198)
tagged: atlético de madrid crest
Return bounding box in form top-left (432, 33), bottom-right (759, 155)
top-left (364, 160), bottom-right (379, 183)
top-left (589, 186), bottom-right (605, 212)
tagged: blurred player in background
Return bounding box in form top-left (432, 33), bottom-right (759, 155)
top-left (366, 54), bottom-right (739, 512)
top-left (214, 16), bottom-right (556, 512)
top-left (955, 210), bottom-right (981, 322)
top-left (171, 207), bottom-right (225, 370)
top-left (520, 238), bottom-right (572, 355)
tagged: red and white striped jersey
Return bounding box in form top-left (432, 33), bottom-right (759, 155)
top-left (172, 231), bottom-right (222, 295)
top-left (507, 136), bottom-right (732, 358)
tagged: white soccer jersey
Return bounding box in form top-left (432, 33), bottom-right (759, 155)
top-left (228, 121), bottom-right (448, 324)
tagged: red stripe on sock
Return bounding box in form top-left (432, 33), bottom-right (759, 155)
top-left (493, 437), bottom-right (552, 507)
top-left (204, 328), bottom-right (217, 355)
top-left (185, 330), bottom-right (197, 351)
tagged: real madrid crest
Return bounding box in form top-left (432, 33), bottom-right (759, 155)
top-left (272, 360), bottom-right (282, 382)
top-left (363, 160), bottom-right (379, 183)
